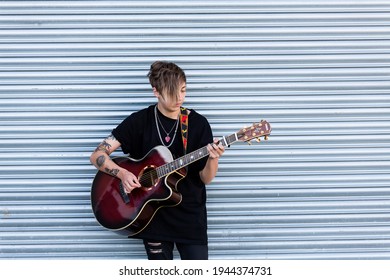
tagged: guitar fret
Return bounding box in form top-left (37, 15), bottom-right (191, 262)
top-left (221, 136), bottom-right (227, 147)
top-left (227, 134), bottom-right (237, 145)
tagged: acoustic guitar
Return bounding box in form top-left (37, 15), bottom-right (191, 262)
top-left (91, 120), bottom-right (271, 236)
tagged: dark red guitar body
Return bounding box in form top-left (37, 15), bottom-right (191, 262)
top-left (91, 146), bottom-right (185, 236)
top-left (91, 120), bottom-right (271, 237)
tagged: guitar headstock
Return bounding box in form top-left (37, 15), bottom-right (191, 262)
top-left (237, 120), bottom-right (271, 144)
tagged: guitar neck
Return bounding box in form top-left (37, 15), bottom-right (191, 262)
top-left (156, 132), bottom-right (238, 178)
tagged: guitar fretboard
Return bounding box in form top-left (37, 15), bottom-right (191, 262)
top-left (156, 133), bottom-right (238, 178)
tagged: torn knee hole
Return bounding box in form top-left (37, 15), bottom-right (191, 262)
top-left (147, 242), bottom-right (163, 254)
top-left (149, 249), bottom-right (162, 254)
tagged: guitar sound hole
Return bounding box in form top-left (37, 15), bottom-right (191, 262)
top-left (139, 166), bottom-right (159, 190)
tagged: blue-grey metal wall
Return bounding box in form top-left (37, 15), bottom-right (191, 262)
top-left (0, 0), bottom-right (390, 259)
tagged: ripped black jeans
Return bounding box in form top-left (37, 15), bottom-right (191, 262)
top-left (143, 239), bottom-right (208, 260)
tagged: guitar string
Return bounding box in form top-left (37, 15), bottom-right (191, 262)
top-left (129, 125), bottom-right (268, 186)
top-left (134, 145), bottom-right (212, 186)
top-left (134, 134), bottom-right (236, 186)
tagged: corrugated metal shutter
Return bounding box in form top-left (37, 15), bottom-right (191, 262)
top-left (1, 0), bottom-right (390, 259)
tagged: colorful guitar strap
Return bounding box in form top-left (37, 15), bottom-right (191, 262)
top-left (180, 107), bottom-right (189, 154)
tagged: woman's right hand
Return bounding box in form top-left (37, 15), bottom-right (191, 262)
top-left (119, 169), bottom-right (142, 193)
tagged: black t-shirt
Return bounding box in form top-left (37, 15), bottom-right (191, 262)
top-left (112, 104), bottom-right (213, 244)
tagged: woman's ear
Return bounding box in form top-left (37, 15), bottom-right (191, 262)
top-left (152, 87), bottom-right (159, 98)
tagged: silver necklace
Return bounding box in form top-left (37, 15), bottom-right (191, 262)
top-left (154, 105), bottom-right (179, 147)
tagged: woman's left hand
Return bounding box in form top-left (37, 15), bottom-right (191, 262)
top-left (207, 139), bottom-right (225, 159)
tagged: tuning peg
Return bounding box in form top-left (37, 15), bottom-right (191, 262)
top-left (264, 135), bottom-right (269, 140)
top-left (255, 138), bottom-right (261, 142)
top-left (247, 141), bottom-right (252, 145)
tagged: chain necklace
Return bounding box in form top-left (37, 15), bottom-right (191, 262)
top-left (154, 105), bottom-right (179, 147)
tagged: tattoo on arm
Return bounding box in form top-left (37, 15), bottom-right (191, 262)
top-left (96, 155), bottom-right (106, 168)
top-left (105, 168), bottom-right (119, 177)
top-left (107, 134), bottom-right (116, 141)
top-left (94, 134), bottom-right (120, 177)
top-left (94, 134), bottom-right (117, 155)
top-left (94, 140), bottom-right (111, 154)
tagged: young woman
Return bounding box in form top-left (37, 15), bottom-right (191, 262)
top-left (90, 61), bottom-right (224, 259)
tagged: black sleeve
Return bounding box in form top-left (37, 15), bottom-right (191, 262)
top-left (111, 111), bottom-right (144, 156)
top-left (112, 116), bottom-right (133, 155)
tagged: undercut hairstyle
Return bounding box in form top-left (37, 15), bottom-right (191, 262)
top-left (147, 61), bottom-right (186, 101)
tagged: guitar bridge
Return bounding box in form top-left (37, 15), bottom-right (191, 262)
top-left (119, 182), bottom-right (131, 204)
